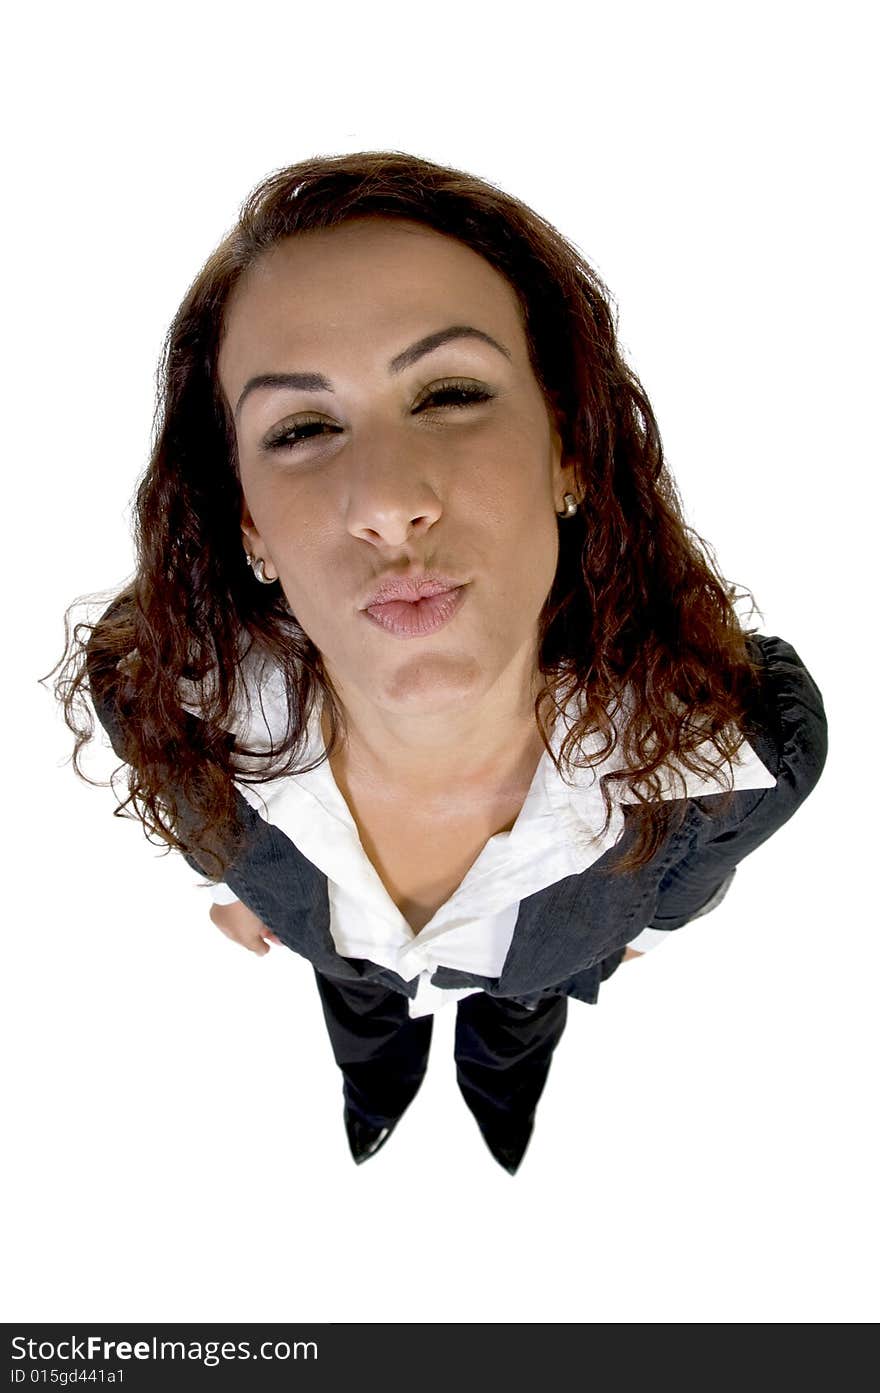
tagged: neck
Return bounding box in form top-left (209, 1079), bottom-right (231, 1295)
top-left (320, 660), bottom-right (549, 808)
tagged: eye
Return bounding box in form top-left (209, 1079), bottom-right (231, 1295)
top-left (416, 380), bottom-right (495, 412)
top-left (263, 415), bottom-right (338, 451)
top-left (262, 379), bottom-right (495, 452)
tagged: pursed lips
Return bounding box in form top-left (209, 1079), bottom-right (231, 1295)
top-left (360, 574), bottom-right (466, 608)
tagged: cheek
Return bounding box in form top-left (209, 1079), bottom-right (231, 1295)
top-left (249, 481), bottom-right (321, 560)
top-left (516, 523), bottom-right (560, 600)
top-left (503, 485), bottom-right (561, 600)
top-left (476, 517), bottom-right (558, 618)
top-left (266, 507), bottom-right (344, 625)
top-left (476, 426), bottom-right (557, 511)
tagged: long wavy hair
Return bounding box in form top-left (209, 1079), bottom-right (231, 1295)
top-left (47, 148), bottom-right (768, 883)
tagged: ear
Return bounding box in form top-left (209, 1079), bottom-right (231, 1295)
top-left (240, 500), bottom-right (279, 581)
top-left (560, 457), bottom-right (581, 498)
top-left (547, 416), bottom-right (580, 504)
top-left (240, 498), bottom-right (263, 554)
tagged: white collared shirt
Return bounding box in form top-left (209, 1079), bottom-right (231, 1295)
top-left (187, 654), bottom-right (777, 1017)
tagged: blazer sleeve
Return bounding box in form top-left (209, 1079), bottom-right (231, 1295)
top-left (643, 633), bottom-right (829, 935)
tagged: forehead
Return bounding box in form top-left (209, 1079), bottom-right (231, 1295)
top-left (218, 217), bottom-right (527, 393)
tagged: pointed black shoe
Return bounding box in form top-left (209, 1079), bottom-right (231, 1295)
top-left (344, 1108), bottom-right (400, 1165)
top-left (477, 1117), bottom-right (535, 1175)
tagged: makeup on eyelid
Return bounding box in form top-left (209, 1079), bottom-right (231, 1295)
top-left (261, 381), bottom-right (495, 451)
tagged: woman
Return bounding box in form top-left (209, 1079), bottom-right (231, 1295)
top-left (52, 150), bottom-right (828, 1175)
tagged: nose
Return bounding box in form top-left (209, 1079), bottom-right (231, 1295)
top-left (343, 432), bottom-right (444, 547)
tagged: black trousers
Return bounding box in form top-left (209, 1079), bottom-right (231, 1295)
top-left (313, 969), bottom-right (569, 1137)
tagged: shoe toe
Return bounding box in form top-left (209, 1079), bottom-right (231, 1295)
top-left (344, 1111), bottom-right (398, 1165)
top-left (479, 1119), bottom-right (534, 1175)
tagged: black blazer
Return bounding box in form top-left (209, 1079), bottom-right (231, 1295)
top-left (88, 631), bottom-right (828, 1009)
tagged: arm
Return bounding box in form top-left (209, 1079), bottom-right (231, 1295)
top-left (209, 898), bottom-right (282, 955)
top-left (85, 619), bottom-right (280, 956)
top-left (206, 880), bottom-right (242, 905)
top-left (628, 634), bottom-right (828, 953)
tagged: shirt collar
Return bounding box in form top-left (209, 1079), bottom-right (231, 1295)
top-left (179, 645), bottom-right (777, 811)
top-left (179, 649), bottom-right (777, 977)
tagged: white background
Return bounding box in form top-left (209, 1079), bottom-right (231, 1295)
top-left (4, 0), bottom-right (875, 1324)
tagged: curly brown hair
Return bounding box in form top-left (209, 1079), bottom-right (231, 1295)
top-left (46, 148), bottom-right (769, 883)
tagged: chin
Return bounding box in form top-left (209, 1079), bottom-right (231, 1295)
top-left (373, 652), bottom-right (487, 709)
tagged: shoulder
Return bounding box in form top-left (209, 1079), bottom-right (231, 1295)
top-left (652, 632), bottom-right (830, 871)
top-left (742, 633), bottom-right (828, 797)
top-left (684, 632), bottom-right (828, 853)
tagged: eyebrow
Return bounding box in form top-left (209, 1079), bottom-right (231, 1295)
top-left (233, 324), bottom-right (512, 422)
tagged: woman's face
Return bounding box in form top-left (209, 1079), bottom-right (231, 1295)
top-left (218, 216), bottom-right (577, 717)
